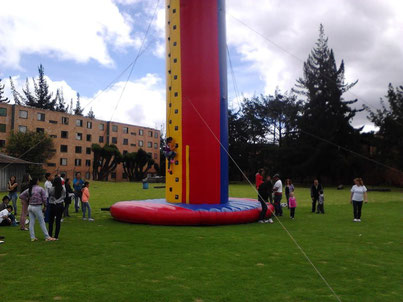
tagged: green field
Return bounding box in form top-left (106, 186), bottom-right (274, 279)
top-left (0, 182), bottom-right (402, 302)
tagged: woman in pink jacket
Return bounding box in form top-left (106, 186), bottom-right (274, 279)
top-left (81, 182), bottom-right (94, 221)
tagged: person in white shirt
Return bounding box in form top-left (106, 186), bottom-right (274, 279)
top-left (350, 178), bottom-right (368, 222)
top-left (0, 205), bottom-right (15, 226)
top-left (44, 173), bottom-right (54, 223)
top-left (272, 174), bottom-right (283, 217)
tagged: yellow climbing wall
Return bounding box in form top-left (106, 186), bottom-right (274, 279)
top-left (165, 0), bottom-right (183, 203)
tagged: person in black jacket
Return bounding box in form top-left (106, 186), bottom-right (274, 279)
top-left (310, 179), bottom-right (323, 213)
top-left (257, 175), bottom-right (274, 223)
top-left (64, 178), bottom-right (74, 217)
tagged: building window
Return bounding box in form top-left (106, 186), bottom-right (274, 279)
top-left (86, 147), bottom-right (91, 155)
top-left (76, 119), bottom-right (83, 127)
top-left (122, 172), bottom-right (127, 179)
top-left (0, 124), bottom-right (6, 133)
top-left (111, 172), bottom-right (116, 179)
top-left (0, 140), bottom-right (5, 147)
top-left (147, 142), bottom-right (152, 148)
top-left (60, 158), bottom-right (67, 166)
top-left (131, 132), bottom-right (136, 136)
top-left (112, 125), bottom-right (118, 132)
top-left (85, 159), bottom-right (91, 167)
top-left (138, 140), bottom-right (144, 147)
top-left (76, 133), bottom-right (82, 140)
top-left (139, 129), bottom-right (144, 135)
top-left (154, 132), bottom-right (159, 138)
top-left (47, 163), bottom-right (56, 167)
top-left (87, 121), bottom-right (92, 129)
top-left (61, 131), bottom-right (68, 138)
top-left (112, 137), bottom-right (117, 144)
top-left (49, 120), bottom-right (57, 124)
top-left (60, 145), bottom-right (68, 152)
top-left (37, 113), bottom-right (45, 121)
top-left (0, 108), bottom-right (7, 116)
top-left (61, 117), bottom-right (69, 125)
top-left (99, 124), bottom-right (104, 130)
top-left (123, 138), bottom-right (128, 145)
top-left (19, 110), bottom-right (28, 119)
top-left (154, 143), bottom-right (158, 149)
top-left (148, 131), bottom-right (153, 137)
top-left (75, 159), bottom-right (82, 166)
top-left (123, 127), bottom-right (128, 134)
top-left (130, 143), bottom-right (136, 147)
top-left (154, 153), bottom-right (158, 159)
top-left (99, 136), bottom-right (104, 143)
top-left (36, 128), bottom-right (44, 133)
top-left (18, 125), bottom-right (27, 133)
top-left (86, 134), bottom-right (92, 142)
top-left (85, 172), bottom-right (90, 179)
top-left (75, 146), bottom-right (82, 153)
top-left (50, 134), bottom-right (57, 138)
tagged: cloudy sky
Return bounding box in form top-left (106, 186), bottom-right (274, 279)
top-left (0, 0), bottom-right (402, 132)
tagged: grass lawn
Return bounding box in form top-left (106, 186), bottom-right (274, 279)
top-left (0, 182), bottom-right (402, 302)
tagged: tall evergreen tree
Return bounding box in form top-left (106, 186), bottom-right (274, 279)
top-left (74, 92), bottom-right (84, 116)
top-left (294, 24), bottom-right (362, 182)
top-left (23, 64), bottom-right (56, 110)
top-left (55, 88), bottom-right (68, 112)
top-left (0, 78), bottom-right (9, 103)
top-left (9, 77), bottom-right (24, 105)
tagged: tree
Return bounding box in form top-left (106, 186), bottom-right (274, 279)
top-left (91, 144), bottom-right (122, 181)
top-left (122, 149), bottom-right (156, 181)
top-left (294, 24), bottom-right (362, 182)
top-left (87, 107), bottom-right (95, 119)
top-left (55, 89), bottom-right (68, 112)
top-left (23, 64), bottom-right (56, 110)
top-left (5, 131), bottom-right (55, 179)
top-left (0, 78), bottom-right (9, 103)
top-left (74, 92), bottom-right (83, 115)
top-left (366, 83), bottom-right (403, 171)
top-left (9, 77), bottom-right (23, 105)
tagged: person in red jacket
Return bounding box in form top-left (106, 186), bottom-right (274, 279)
top-left (255, 169), bottom-right (264, 189)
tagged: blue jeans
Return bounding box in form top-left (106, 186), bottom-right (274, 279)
top-left (9, 192), bottom-right (18, 215)
top-left (74, 191), bottom-right (81, 212)
top-left (273, 194), bottom-right (283, 216)
top-left (82, 202), bottom-right (91, 218)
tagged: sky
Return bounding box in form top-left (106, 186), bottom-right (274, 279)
top-left (0, 0), bottom-right (402, 132)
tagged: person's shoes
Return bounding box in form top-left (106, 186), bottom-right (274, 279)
top-left (83, 218), bottom-right (87, 220)
top-left (267, 218), bottom-right (274, 224)
top-left (45, 237), bottom-right (56, 241)
top-left (20, 228), bottom-right (28, 231)
top-left (31, 238), bottom-right (38, 242)
top-left (0, 241), bottom-right (4, 244)
top-left (60, 219), bottom-right (64, 222)
top-left (357, 219), bottom-right (361, 222)
top-left (54, 238), bottom-right (59, 241)
top-left (258, 220), bottom-right (265, 223)
top-left (25, 219), bottom-right (29, 224)
top-left (353, 219), bottom-right (358, 222)
top-left (88, 218), bottom-right (94, 221)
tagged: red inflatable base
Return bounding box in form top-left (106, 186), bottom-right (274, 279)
top-left (110, 198), bottom-right (274, 226)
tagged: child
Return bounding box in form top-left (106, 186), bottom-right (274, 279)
top-left (164, 137), bottom-right (177, 174)
top-left (0, 196), bottom-right (10, 211)
top-left (317, 190), bottom-right (325, 214)
top-left (81, 182), bottom-right (94, 221)
top-left (288, 192), bottom-right (297, 219)
top-left (0, 205), bottom-right (17, 226)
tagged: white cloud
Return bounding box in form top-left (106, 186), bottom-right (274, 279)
top-left (0, 0), bottom-right (139, 69)
top-left (226, 0), bottom-right (403, 126)
top-left (3, 73), bottom-right (166, 130)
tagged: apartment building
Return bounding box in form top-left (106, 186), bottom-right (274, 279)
top-left (0, 103), bottom-right (160, 181)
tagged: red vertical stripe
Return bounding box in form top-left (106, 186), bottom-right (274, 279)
top-left (180, 0), bottom-right (221, 204)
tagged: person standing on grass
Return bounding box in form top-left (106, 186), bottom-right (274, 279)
top-left (257, 175), bottom-right (274, 224)
top-left (73, 172), bottom-right (85, 213)
top-left (285, 179), bottom-right (294, 209)
top-left (7, 176), bottom-right (18, 216)
top-left (272, 174), bottom-right (283, 217)
top-left (255, 169), bottom-right (264, 190)
top-left (19, 173), bottom-right (31, 231)
top-left (288, 192), bottom-right (297, 219)
top-left (317, 190), bottom-right (325, 214)
top-left (44, 173), bottom-right (53, 223)
top-left (310, 179), bottom-right (323, 213)
top-left (350, 178), bottom-right (368, 222)
top-left (81, 182), bottom-right (94, 221)
top-left (20, 178), bottom-right (55, 241)
top-left (48, 177), bottom-right (66, 240)
top-left (64, 178), bottom-right (74, 217)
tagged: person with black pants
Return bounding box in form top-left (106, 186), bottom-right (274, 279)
top-left (257, 175), bottom-right (273, 223)
top-left (48, 177), bottom-right (66, 240)
top-left (350, 178), bottom-right (368, 222)
top-left (310, 179), bottom-right (323, 213)
top-left (64, 178), bottom-right (74, 217)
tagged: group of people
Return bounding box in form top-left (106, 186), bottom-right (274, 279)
top-left (0, 172), bottom-right (93, 243)
top-left (255, 169), bottom-right (368, 223)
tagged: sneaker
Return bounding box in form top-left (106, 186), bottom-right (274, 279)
top-left (258, 220), bottom-right (265, 223)
top-left (0, 241), bottom-right (4, 244)
top-left (353, 219), bottom-right (358, 222)
top-left (60, 219), bottom-right (64, 222)
top-left (83, 218), bottom-right (87, 221)
top-left (31, 238), bottom-right (38, 242)
top-left (25, 219), bottom-right (29, 224)
top-left (88, 218), bottom-right (94, 221)
top-left (268, 218), bottom-right (274, 224)
top-left (20, 227), bottom-right (28, 231)
top-left (357, 219), bottom-right (361, 222)
top-left (45, 237), bottom-right (56, 241)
